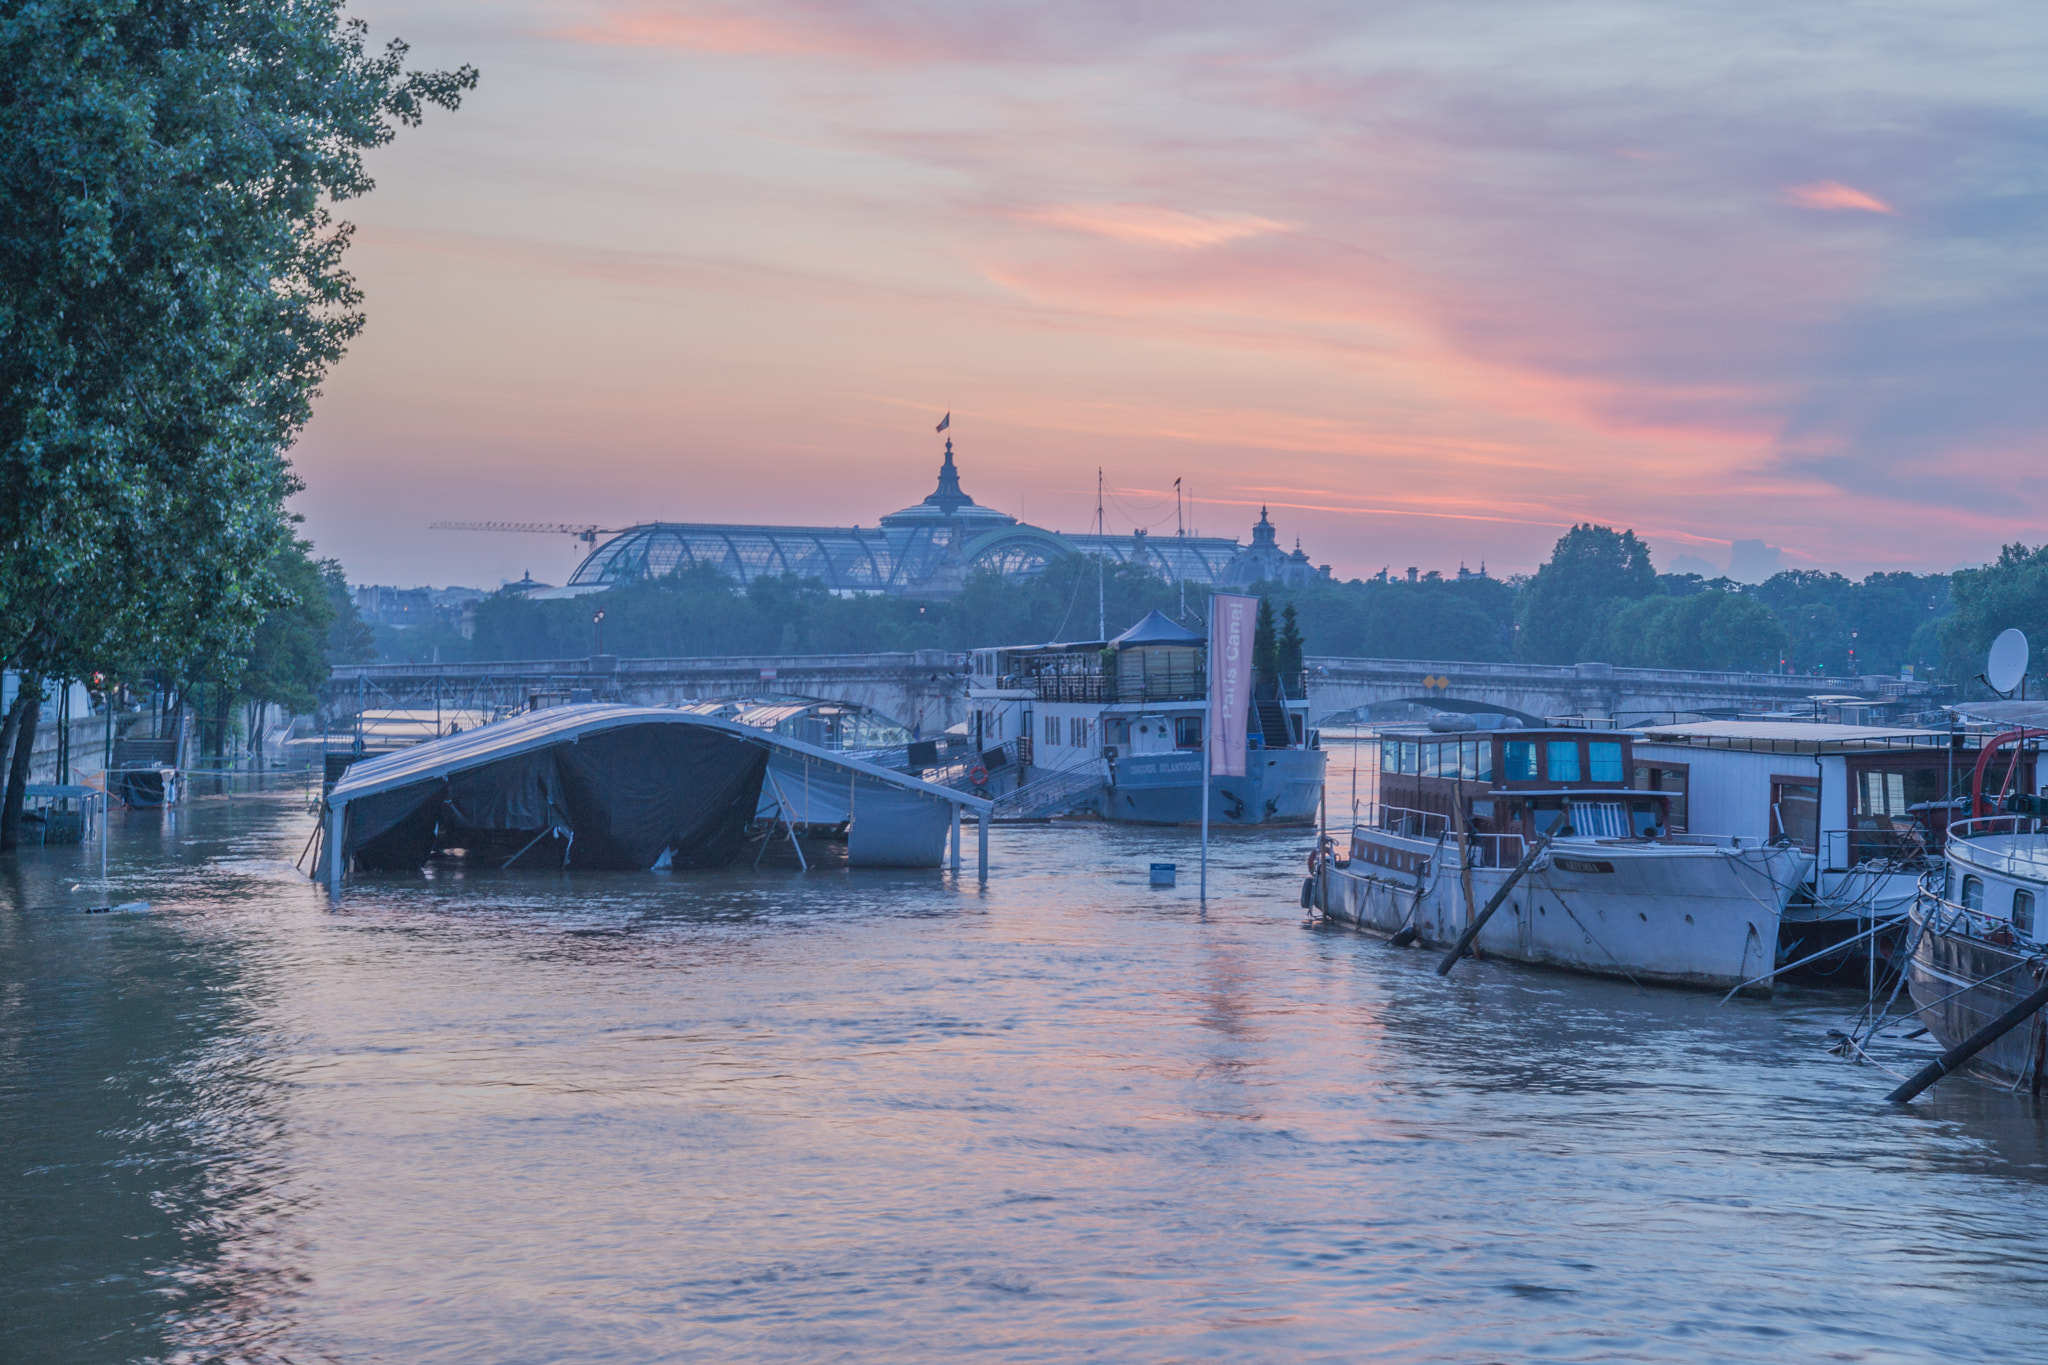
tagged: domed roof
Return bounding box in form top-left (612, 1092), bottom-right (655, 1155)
top-left (879, 439), bottom-right (1015, 527)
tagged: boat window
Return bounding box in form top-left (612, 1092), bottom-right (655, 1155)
top-left (1401, 741), bottom-right (1419, 775)
top-left (1421, 742), bottom-right (1440, 778)
top-left (2015, 889), bottom-right (2036, 936)
top-left (1106, 717), bottom-right (1129, 745)
top-left (1962, 875), bottom-right (1984, 911)
top-left (1460, 738), bottom-right (1480, 781)
top-left (1175, 716), bottom-right (1202, 749)
top-left (1634, 765), bottom-right (1689, 833)
top-left (1631, 801), bottom-right (1663, 837)
top-left (1380, 737), bottom-right (1400, 775)
top-left (1567, 800), bottom-right (1630, 839)
top-left (1588, 741), bottom-right (1623, 784)
top-left (1044, 714), bottom-right (1059, 746)
top-left (1475, 740), bottom-right (1493, 782)
top-left (1532, 803), bottom-right (1567, 835)
top-left (1546, 741), bottom-right (1581, 783)
top-left (1771, 780), bottom-right (1820, 852)
top-left (1504, 741), bottom-right (1537, 782)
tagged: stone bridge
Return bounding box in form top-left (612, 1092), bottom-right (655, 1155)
top-left (1302, 656), bottom-right (1941, 726)
top-left (322, 651), bottom-right (972, 737)
top-left (323, 651), bottom-right (1944, 741)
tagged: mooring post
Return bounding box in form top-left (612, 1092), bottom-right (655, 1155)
top-left (976, 808), bottom-right (989, 884)
top-left (950, 800), bottom-right (961, 874)
top-left (325, 800), bottom-right (345, 900)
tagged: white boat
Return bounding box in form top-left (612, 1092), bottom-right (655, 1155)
top-left (1901, 725), bottom-right (2048, 1089)
top-left (1311, 726), bottom-right (1810, 992)
top-left (968, 610), bottom-right (1326, 824)
top-left (1629, 719), bottom-right (1972, 978)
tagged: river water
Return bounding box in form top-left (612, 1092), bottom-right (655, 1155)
top-left (4, 793), bottom-right (2047, 1363)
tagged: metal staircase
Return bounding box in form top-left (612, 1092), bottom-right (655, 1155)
top-left (991, 767), bottom-right (1104, 821)
top-left (1255, 699), bottom-right (1294, 748)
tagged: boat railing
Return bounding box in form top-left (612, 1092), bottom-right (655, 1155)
top-left (1914, 871), bottom-right (2039, 949)
top-left (1373, 804), bottom-right (1527, 868)
top-left (1824, 827), bottom-right (1938, 871)
top-left (1945, 816), bottom-right (2048, 881)
top-left (1377, 804), bottom-right (1449, 839)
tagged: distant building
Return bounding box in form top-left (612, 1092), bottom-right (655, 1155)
top-left (536, 440), bottom-right (1330, 600)
top-left (354, 584), bottom-right (490, 638)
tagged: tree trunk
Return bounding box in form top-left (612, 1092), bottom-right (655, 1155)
top-left (2, 683), bottom-right (43, 852)
top-left (0, 692), bottom-right (26, 824)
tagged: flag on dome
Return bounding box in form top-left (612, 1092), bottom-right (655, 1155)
top-left (935, 412), bottom-right (950, 433)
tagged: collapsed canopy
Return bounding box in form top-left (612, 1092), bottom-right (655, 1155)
top-left (327, 704), bottom-right (988, 873)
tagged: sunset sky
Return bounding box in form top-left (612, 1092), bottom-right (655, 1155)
top-left (295, 0), bottom-right (2048, 588)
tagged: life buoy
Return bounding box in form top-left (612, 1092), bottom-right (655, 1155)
top-left (969, 763), bottom-right (989, 786)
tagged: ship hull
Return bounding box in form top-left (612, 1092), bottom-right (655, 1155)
top-left (1318, 834), bottom-right (1808, 992)
top-left (1106, 747), bottom-right (1328, 826)
top-left (1905, 901), bottom-right (2048, 1089)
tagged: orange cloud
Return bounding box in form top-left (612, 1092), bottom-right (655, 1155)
top-left (1783, 181), bottom-right (1896, 214)
top-left (1022, 204), bottom-right (1291, 249)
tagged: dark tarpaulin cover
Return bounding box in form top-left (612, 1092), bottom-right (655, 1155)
top-left (346, 724), bottom-right (768, 872)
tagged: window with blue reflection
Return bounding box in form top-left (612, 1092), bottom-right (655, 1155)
top-left (1401, 741), bottom-right (1419, 775)
top-left (1547, 741), bottom-right (1581, 782)
top-left (1589, 741), bottom-right (1623, 783)
top-left (1477, 740), bottom-right (1494, 781)
top-left (1381, 737), bottom-right (1398, 774)
top-left (1504, 741), bottom-right (1537, 781)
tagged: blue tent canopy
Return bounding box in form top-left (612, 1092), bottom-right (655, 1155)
top-left (1109, 609), bottom-right (1205, 649)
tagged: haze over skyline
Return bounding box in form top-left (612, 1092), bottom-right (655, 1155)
top-left (292, 0), bottom-right (2047, 588)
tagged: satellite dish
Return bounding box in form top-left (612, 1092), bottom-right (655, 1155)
top-left (1987, 628), bottom-right (2029, 695)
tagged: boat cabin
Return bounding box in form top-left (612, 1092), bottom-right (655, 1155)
top-left (1375, 728), bottom-right (1670, 846)
top-left (1628, 721), bottom-right (2035, 873)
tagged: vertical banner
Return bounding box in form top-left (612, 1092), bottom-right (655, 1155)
top-left (1208, 593), bottom-right (1257, 778)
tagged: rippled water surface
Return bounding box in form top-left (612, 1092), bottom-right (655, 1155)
top-left (5, 793), bottom-right (2048, 1363)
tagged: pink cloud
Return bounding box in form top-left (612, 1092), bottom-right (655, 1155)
top-left (1021, 204), bottom-right (1291, 249)
top-left (1782, 181), bottom-right (1897, 214)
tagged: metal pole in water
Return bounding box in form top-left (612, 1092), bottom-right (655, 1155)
top-left (977, 808), bottom-right (988, 884)
top-left (950, 800), bottom-right (961, 875)
top-left (1200, 696), bottom-right (1211, 906)
top-left (325, 800), bottom-right (346, 900)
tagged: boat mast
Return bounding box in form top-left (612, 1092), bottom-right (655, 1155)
top-left (1097, 467), bottom-right (1106, 641)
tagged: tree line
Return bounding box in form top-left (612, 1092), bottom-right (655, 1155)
top-left (443, 522), bottom-right (2027, 686)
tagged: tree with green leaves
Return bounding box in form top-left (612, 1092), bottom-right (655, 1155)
top-left (1941, 544), bottom-right (2048, 690)
top-left (1252, 598), bottom-right (1279, 694)
top-left (0, 1), bottom-right (472, 844)
top-left (1277, 602), bottom-right (1304, 680)
top-left (1515, 525), bottom-right (1657, 664)
top-left (1605, 591), bottom-right (1788, 672)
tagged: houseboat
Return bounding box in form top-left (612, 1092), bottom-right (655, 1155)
top-left (1312, 726), bottom-right (1811, 991)
top-left (1903, 726), bottom-right (2048, 1089)
top-left (967, 610), bottom-right (1327, 825)
top-left (1629, 720), bottom-right (1984, 976)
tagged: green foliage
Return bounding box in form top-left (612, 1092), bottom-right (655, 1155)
top-left (0, 1), bottom-right (474, 685)
top-left (1941, 544), bottom-right (2048, 687)
top-left (1277, 604), bottom-right (1304, 676)
top-left (1242, 573), bottom-right (1513, 660)
top-left (1515, 525), bottom-right (1658, 663)
top-left (321, 560), bottom-right (376, 666)
top-left (1253, 599), bottom-right (1279, 683)
top-left (1605, 592), bottom-right (1788, 672)
top-left (234, 543), bottom-right (337, 713)
top-left (1748, 569), bottom-right (1950, 675)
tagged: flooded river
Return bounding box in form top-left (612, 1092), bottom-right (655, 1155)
top-left (4, 793), bottom-right (2047, 1362)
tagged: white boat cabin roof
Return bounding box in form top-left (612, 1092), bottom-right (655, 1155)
top-left (1635, 720), bottom-right (1945, 752)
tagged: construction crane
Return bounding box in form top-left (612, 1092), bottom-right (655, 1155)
top-left (428, 521), bottom-right (621, 548)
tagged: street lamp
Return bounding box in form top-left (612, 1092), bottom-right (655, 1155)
top-left (593, 608), bottom-right (606, 656)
